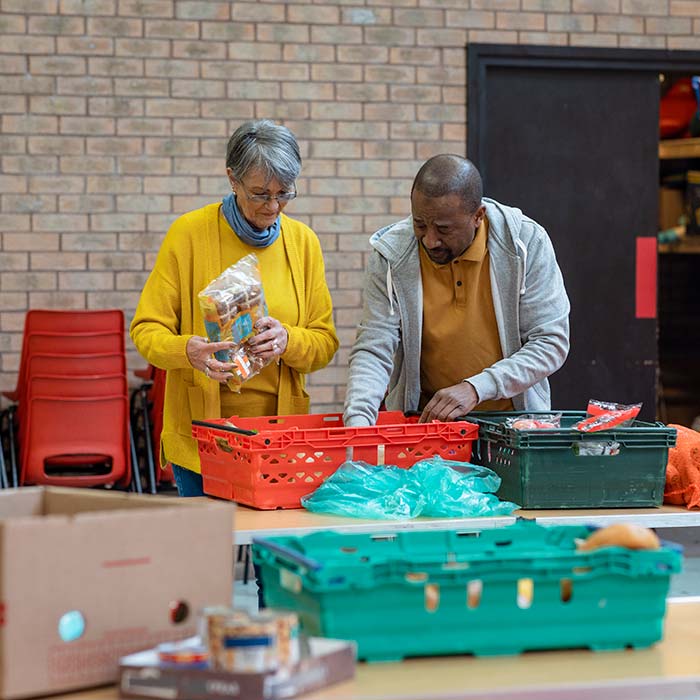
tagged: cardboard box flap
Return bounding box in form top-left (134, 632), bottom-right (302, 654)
top-left (0, 488), bottom-right (46, 519)
top-left (0, 487), bottom-right (234, 521)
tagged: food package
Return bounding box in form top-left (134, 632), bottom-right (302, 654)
top-left (505, 413), bottom-right (562, 430)
top-left (198, 253), bottom-right (271, 392)
top-left (574, 400), bottom-right (642, 433)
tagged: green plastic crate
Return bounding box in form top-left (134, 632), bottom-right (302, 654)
top-left (253, 521), bottom-right (682, 662)
top-left (467, 411), bottom-right (677, 509)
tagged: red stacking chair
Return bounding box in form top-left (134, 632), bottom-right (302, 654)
top-left (150, 368), bottom-right (173, 486)
top-left (0, 309), bottom-right (133, 489)
top-left (130, 366), bottom-right (173, 493)
top-left (4, 309), bottom-right (124, 402)
top-left (28, 352), bottom-right (126, 377)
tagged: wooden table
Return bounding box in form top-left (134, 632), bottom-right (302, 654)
top-left (48, 599), bottom-right (700, 699)
top-left (232, 504), bottom-right (700, 544)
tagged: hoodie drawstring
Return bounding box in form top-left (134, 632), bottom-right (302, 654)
top-left (515, 239), bottom-right (527, 295)
top-left (386, 263), bottom-right (395, 315)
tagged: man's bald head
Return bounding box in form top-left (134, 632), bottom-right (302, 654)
top-left (411, 154), bottom-right (483, 214)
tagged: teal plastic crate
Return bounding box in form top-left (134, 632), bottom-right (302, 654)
top-left (467, 411), bottom-right (677, 509)
top-left (253, 521), bottom-right (682, 662)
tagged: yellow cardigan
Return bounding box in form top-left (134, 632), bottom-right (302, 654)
top-left (130, 203), bottom-right (339, 473)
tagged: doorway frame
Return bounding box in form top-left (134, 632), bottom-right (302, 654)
top-left (467, 43), bottom-right (700, 176)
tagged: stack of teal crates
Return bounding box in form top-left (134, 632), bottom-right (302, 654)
top-left (253, 521), bottom-right (682, 661)
top-left (467, 411), bottom-right (677, 509)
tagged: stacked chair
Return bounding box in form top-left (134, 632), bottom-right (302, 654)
top-left (0, 309), bottom-right (132, 489)
top-left (130, 364), bottom-right (174, 494)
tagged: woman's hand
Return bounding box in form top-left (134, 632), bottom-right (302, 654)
top-left (249, 316), bottom-right (288, 362)
top-left (186, 336), bottom-right (235, 383)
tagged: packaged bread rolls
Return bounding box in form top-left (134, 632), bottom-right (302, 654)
top-left (198, 253), bottom-right (271, 392)
top-left (577, 523), bottom-right (661, 552)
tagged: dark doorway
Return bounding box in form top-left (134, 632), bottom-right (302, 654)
top-left (468, 44), bottom-right (700, 422)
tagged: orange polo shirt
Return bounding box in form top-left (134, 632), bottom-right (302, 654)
top-left (419, 218), bottom-right (514, 412)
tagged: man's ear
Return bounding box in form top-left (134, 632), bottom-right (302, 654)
top-left (474, 205), bottom-right (487, 227)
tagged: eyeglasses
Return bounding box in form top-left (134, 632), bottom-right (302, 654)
top-left (237, 180), bottom-right (297, 203)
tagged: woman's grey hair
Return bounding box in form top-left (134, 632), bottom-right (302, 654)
top-left (226, 119), bottom-right (301, 189)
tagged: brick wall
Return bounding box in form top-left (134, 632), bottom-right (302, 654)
top-left (1, 0), bottom-right (699, 412)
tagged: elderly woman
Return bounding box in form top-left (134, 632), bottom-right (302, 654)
top-left (131, 119), bottom-right (339, 497)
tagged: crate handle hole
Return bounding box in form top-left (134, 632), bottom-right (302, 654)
top-left (517, 578), bottom-right (533, 609)
top-left (443, 561), bottom-right (469, 570)
top-left (405, 571), bottom-right (428, 583)
top-left (214, 437), bottom-right (233, 453)
top-left (467, 580), bottom-right (482, 609)
top-left (340, 547), bottom-right (357, 554)
top-left (371, 533), bottom-right (397, 542)
top-left (425, 583), bottom-right (439, 612)
top-left (560, 578), bottom-right (573, 603)
top-left (456, 531), bottom-right (480, 538)
top-left (495, 540), bottom-right (512, 547)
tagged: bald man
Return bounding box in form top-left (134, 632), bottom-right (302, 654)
top-left (343, 155), bottom-right (570, 426)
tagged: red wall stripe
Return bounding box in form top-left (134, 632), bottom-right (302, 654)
top-left (635, 236), bottom-right (657, 319)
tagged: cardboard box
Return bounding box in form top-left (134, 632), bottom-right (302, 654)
top-left (659, 185), bottom-right (685, 230)
top-left (687, 170), bottom-right (700, 235)
top-left (0, 487), bottom-right (235, 700)
top-left (119, 637), bottom-right (356, 700)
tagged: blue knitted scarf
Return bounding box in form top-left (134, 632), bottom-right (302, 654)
top-left (221, 192), bottom-right (280, 248)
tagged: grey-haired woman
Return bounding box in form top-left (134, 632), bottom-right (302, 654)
top-left (131, 119), bottom-right (339, 497)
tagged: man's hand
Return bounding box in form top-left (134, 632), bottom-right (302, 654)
top-left (419, 381), bottom-right (479, 423)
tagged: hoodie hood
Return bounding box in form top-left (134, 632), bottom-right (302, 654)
top-left (369, 198), bottom-right (530, 303)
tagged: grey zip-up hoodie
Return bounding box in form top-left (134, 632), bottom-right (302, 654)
top-left (343, 197), bottom-right (570, 427)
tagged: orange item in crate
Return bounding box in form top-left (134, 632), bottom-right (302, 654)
top-left (192, 411), bottom-right (479, 509)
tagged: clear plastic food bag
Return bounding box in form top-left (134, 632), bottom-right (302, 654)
top-left (198, 253), bottom-right (271, 392)
top-left (300, 456), bottom-right (519, 520)
top-left (574, 400), bottom-right (642, 433)
top-left (504, 413), bottom-right (562, 430)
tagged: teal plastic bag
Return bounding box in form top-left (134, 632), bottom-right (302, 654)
top-left (300, 456), bottom-right (519, 520)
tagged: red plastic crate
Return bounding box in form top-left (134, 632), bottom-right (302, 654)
top-left (192, 411), bottom-right (479, 509)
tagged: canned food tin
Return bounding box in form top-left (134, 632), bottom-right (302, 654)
top-left (157, 641), bottom-right (209, 669)
top-left (254, 610), bottom-right (300, 669)
top-left (217, 618), bottom-right (278, 673)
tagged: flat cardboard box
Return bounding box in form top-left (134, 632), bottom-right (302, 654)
top-left (659, 186), bottom-right (685, 230)
top-left (0, 487), bottom-right (235, 700)
top-left (119, 637), bottom-right (356, 700)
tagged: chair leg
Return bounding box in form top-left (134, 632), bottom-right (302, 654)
top-left (128, 423), bottom-right (142, 494)
top-left (6, 406), bottom-right (18, 488)
top-left (243, 545), bottom-right (251, 585)
top-left (130, 385), bottom-right (157, 495)
top-left (0, 436), bottom-right (7, 489)
top-left (139, 386), bottom-right (158, 495)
